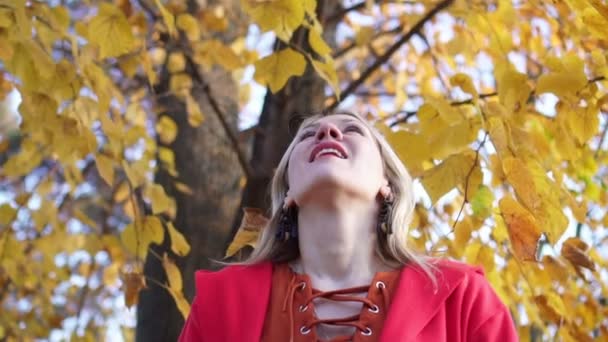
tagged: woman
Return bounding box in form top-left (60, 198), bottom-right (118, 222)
top-left (178, 111), bottom-right (518, 342)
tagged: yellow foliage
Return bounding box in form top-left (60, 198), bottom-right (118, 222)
top-left (122, 271), bottom-right (146, 308)
top-left (1, 0), bottom-right (608, 339)
top-left (254, 48), bottom-right (307, 93)
top-left (176, 13), bottom-right (200, 41)
top-left (242, 0), bottom-right (306, 41)
top-left (498, 196), bottom-right (542, 262)
top-left (167, 222), bottom-right (190, 257)
top-left (225, 208), bottom-right (268, 257)
top-left (154, 0), bottom-right (177, 37)
top-left (88, 3), bottom-right (136, 59)
top-left (95, 154), bottom-right (115, 186)
top-left (156, 116), bottom-right (178, 144)
top-left (420, 151), bottom-right (481, 203)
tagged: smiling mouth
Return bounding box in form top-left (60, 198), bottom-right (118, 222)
top-left (311, 148), bottom-right (347, 162)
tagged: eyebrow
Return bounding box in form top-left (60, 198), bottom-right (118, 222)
top-left (300, 118), bottom-right (361, 131)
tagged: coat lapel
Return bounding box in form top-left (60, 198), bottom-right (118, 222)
top-left (197, 261), bottom-right (272, 342)
top-left (379, 262), bottom-right (466, 341)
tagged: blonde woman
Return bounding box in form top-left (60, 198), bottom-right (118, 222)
top-left (179, 112), bottom-right (517, 342)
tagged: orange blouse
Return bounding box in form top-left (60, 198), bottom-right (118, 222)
top-left (261, 262), bottom-right (402, 342)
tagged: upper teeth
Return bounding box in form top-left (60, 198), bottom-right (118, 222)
top-left (315, 148), bottom-right (345, 160)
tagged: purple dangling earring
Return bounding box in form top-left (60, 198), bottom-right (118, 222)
top-left (377, 196), bottom-right (394, 235)
top-left (276, 204), bottom-right (298, 242)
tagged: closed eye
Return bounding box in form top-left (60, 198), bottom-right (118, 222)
top-left (299, 131), bottom-right (315, 140)
top-left (344, 125), bottom-right (363, 134)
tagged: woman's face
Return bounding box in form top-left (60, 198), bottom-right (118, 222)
top-left (286, 114), bottom-right (389, 206)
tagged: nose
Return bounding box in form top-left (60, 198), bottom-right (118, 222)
top-left (315, 122), bottom-right (343, 141)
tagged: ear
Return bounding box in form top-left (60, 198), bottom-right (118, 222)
top-left (283, 190), bottom-right (296, 209)
top-left (379, 179), bottom-right (393, 200)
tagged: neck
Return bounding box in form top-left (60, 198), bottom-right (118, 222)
top-left (290, 195), bottom-right (391, 291)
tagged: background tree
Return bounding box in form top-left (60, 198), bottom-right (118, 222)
top-left (0, 0), bottom-right (607, 341)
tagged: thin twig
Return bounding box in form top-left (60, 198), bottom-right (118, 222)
top-left (595, 111), bottom-right (608, 159)
top-left (134, 0), bottom-right (158, 20)
top-left (416, 32), bottom-right (449, 92)
top-left (326, 0), bottom-right (455, 111)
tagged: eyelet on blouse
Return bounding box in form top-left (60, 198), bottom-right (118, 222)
top-left (368, 304), bottom-right (379, 313)
top-left (375, 281), bottom-right (386, 289)
top-left (300, 326), bottom-right (311, 335)
top-left (298, 282), bottom-right (306, 291)
top-left (361, 327), bottom-right (373, 336)
top-left (299, 304), bottom-right (308, 312)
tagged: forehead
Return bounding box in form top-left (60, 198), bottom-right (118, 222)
top-left (300, 114), bottom-right (363, 130)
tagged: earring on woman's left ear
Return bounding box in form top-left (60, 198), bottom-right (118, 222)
top-left (377, 195), bottom-right (394, 235)
top-left (276, 203), bottom-right (299, 242)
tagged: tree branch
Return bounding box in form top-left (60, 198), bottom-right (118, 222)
top-left (183, 54), bottom-right (253, 179)
top-left (326, 0), bottom-right (455, 111)
top-left (325, 0), bottom-right (418, 24)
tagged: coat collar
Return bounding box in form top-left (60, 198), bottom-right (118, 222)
top-left (197, 260), bottom-right (469, 341)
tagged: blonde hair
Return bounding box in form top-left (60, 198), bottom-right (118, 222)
top-left (216, 111), bottom-right (436, 284)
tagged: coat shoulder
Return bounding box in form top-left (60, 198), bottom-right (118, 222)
top-left (432, 258), bottom-right (485, 278)
top-left (193, 261), bottom-right (273, 294)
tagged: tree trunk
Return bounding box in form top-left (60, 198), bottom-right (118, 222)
top-left (136, 1), bottom-right (246, 341)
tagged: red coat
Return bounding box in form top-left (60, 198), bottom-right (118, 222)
top-left (178, 259), bottom-right (518, 341)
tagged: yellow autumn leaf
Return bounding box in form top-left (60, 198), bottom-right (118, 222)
top-left (471, 185), bottom-right (494, 219)
top-left (562, 237), bottom-right (595, 271)
top-left (254, 48), bottom-right (306, 93)
top-left (498, 196), bottom-right (541, 262)
top-left (176, 13), bottom-right (200, 41)
top-left (311, 59), bottom-right (340, 99)
top-left (501, 156), bottom-right (541, 210)
top-left (309, 29), bottom-right (331, 57)
top-left (542, 255), bottom-right (569, 283)
top-left (355, 26), bottom-right (374, 46)
top-left (95, 154), bottom-right (115, 186)
top-left (453, 217), bottom-right (475, 252)
top-left (153, 0), bottom-right (176, 37)
top-left (186, 94), bottom-right (204, 127)
top-left (380, 128), bottom-right (430, 176)
top-left (120, 216), bottom-right (165, 258)
top-left (123, 271), bottom-right (146, 308)
top-left (168, 287), bottom-right (191, 320)
top-left (450, 73), bottom-right (478, 100)
top-left (167, 52), bottom-right (186, 74)
top-left (534, 295), bottom-right (562, 324)
top-left (158, 147), bottom-right (178, 177)
top-left (156, 116), bottom-right (178, 144)
top-left (566, 106), bottom-right (599, 144)
top-left (88, 3), bottom-right (135, 59)
top-left (144, 215), bottom-right (165, 245)
top-left (162, 253), bottom-right (182, 292)
top-left (174, 181), bottom-right (194, 195)
top-left (144, 184), bottom-right (172, 215)
top-left (0, 203), bottom-right (16, 225)
top-left (494, 61), bottom-right (531, 113)
top-left (225, 229), bottom-right (259, 258)
top-left (122, 160), bottom-right (148, 189)
top-left (243, 0), bottom-right (305, 41)
top-left (193, 40), bottom-right (243, 70)
top-left (225, 207), bottom-right (268, 257)
top-left (169, 73), bottom-right (193, 97)
top-left (536, 55), bottom-right (587, 100)
top-left (167, 222), bottom-right (190, 257)
top-left (420, 151), bottom-right (480, 203)
top-left (102, 263), bottom-right (120, 287)
top-left (582, 7), bottom-right (608, 40)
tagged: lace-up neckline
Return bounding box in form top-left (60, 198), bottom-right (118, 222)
top-left (261, 262), bottom-right (401, 342)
